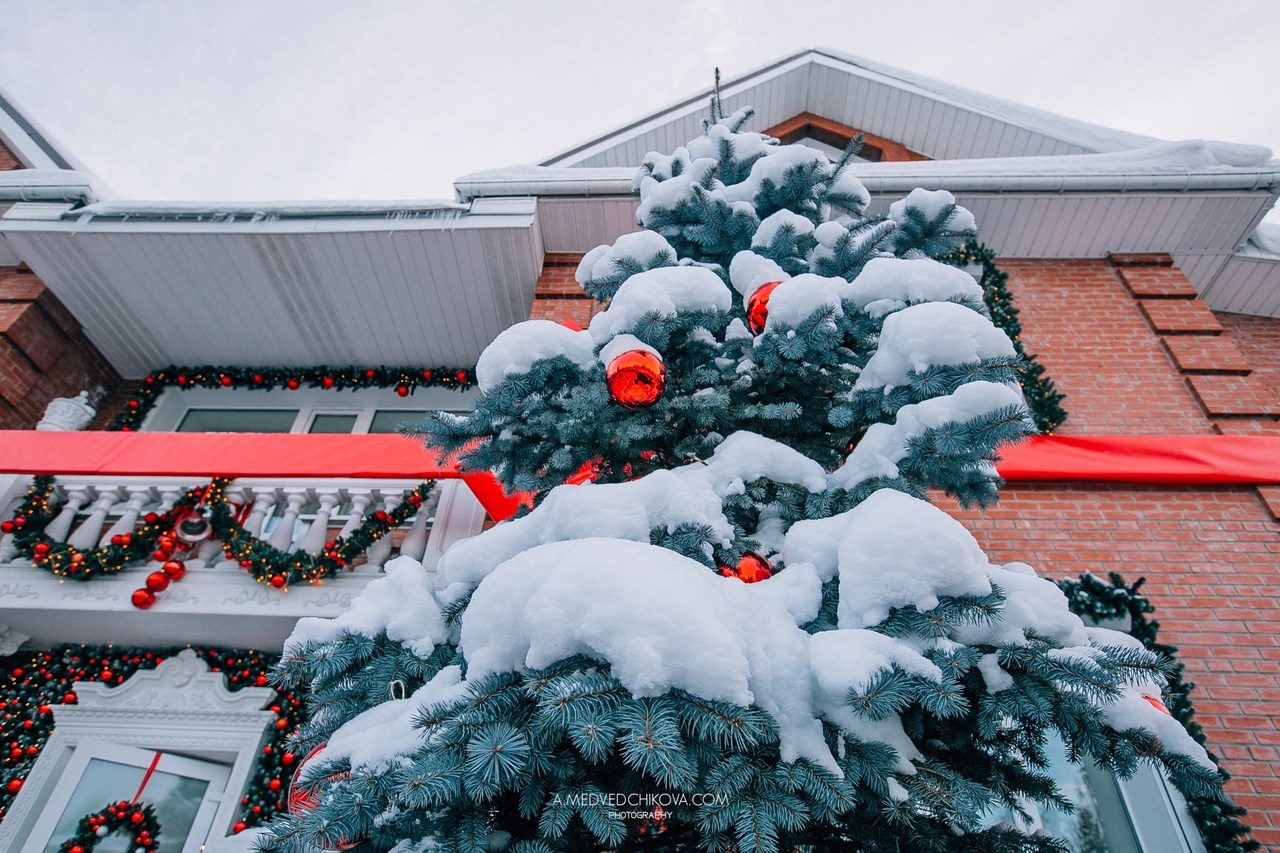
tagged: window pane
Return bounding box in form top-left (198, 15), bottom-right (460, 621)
top-left (308, 413), bottom-right (359, 434)
top-left (177, 408), bottom-right (298, 432)
top-left (369, 410), bottom-right (428, 434)
top-left (42, 758), bottom-right (210, 853)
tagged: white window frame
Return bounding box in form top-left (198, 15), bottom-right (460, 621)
top-left (141, 385), bottom-right (476, 433)
top-left (0, 650), bottom-right (278, 853)
top-left (21, 740), bottom-right (230, 853)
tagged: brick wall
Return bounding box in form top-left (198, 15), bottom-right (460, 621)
top-left (0, 266), bottom-right (122, 429)
top-left (0, 138), bottom-right (21, 171)
top-left (529, 253), bottom-right (597, 328)
top-left (990, 255), bottom-right (1280, 847)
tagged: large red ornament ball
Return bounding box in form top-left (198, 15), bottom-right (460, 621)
top-left (720, 552), bottom-right (773, 583)
top-left (5, 778), bottom-right (20, 793)
top-left (131, 589), bottom-right (156, 609)
top-left (746, 280), bottom-right (782, 334)
top-left (144, 571), bottom-right (170, 592)
top-left (606, 350), bottom-right (666, 410)
top-left (270, 575), bottom-right (286, 589)
top-left (288, 744), bottom-right (358, 849)
top-left (162, 560), bottom-right (186, 580)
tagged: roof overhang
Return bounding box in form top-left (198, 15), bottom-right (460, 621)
top-left (0, 197), bottom-right (542, 378)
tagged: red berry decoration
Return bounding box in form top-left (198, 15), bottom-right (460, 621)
top-left (131, 589), bottom-right (156, 609)
top-left (396, 384), bottom-right (410, 397)
top-left (606, 349), bottom-right (666, 410)
top-left (746, 280), bottom-right (782, 334)
top-left (145, 571), bottom-right (170, 592)
top-left (162, 560), bottom-right (185, 580)
top-left (240, 559), bottom-right (255, 569)
top-left (720, 552), bottom-right (773, 583)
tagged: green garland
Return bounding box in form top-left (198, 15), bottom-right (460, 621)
top-left (58, 801), bottom-right (161, 853)
top-left (1057, 572), bottom-right (1259, 853)
top-left (939, 241), bottom-right (1068, 433)
top-left (0, 645), bottom-right (304, 834)
top-left (108, 363), bottom-right (478, 432)
top-left (4, 476), bottom-right (434, 587)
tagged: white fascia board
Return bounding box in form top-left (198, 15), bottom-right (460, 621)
top-left (0, 198), bottom-right (535, 236)
top-left (0, 169), bottom-right (96, 203)
top-left (0, 88), bottom-right (62, 170)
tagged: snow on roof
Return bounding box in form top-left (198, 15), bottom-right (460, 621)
top-left (0, 83), bottom-right (116, 199)
top-left (70, 198), bottom-right (468, 223)
top-left (0, 168), bottom-right (98, 203)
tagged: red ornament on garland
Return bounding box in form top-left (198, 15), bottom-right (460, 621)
top-left (162, 560), bottom-right (185, 580)
top-left (746, 280), bottom-right (782, 334)
top-left (286, 378), bottom-right (300, 390)
top-left (396, 385), bottom-right (410, 397)
top-left (6, 778), bottom-right (20, 793)
top-left (606, 350), bottom-right (666, 410)
top-left (322, 376), bottom-right (335, 389)
top-left (131, 589), bottom-right (155, 609)
top-left (270, 575), bottom-right (286, 589)
top-left (144, 572), bottom-right (170, 592)
top-left (220, 375), bottom-right (233, 386)
top-left (720, 552), bottom-right (773, 583)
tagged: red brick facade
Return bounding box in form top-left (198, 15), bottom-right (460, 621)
top-left (529, 253), bottom-right (596, 328)
top-left (0, 267), bottom-right (122, 429)
top-left (945, 256), bottom-right (1280, 847)
top-left (0, 138), bottom-right (21, 171)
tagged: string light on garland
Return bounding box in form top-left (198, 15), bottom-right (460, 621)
top-left (3, 477), bottom-right (434, 596)
top-left (108, 364), bottom-right (478, 431)
top-left (0, 645), bottom-right (305, 834)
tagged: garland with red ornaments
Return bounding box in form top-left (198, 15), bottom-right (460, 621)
top-left (0, 645), bottom-right (305, 834)
top-left (58, 801), bottom-right (161, 853)
top-left (3, 477), bottom-right (434, 605)
top-left (108, 364), bottom-right (477, 431)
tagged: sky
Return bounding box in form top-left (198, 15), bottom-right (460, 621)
top-left (1, 0), bottom-right (1278, 222)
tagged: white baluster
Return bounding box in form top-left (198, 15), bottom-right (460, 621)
top-left (0, 534), bottom-right (15, 563)
top-left (336, 490), bottom-right (372, 539)
top-left (245, 489), bottom-right (279, 540)
top-left (361, 490), bottom-right (403, 571)
top-left (267, 489), bottom-right (308, 552)
top-left (45, 487), bottom-right (91, 543)
top-left (99, 486), bottom-right (152, 546)
top-left (397, 496), bottom-right (432, 562)
top-left (66, 488), bottom-right (122, 550)
top-left (154, 487), bottom-right (182, 516)
top-left (298, 490), bottom-right (340, 554)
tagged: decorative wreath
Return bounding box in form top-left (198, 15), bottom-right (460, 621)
top-left (58, 801), bottom-right (161, 853)
top-left (4, 476), bottom-right (433, 590)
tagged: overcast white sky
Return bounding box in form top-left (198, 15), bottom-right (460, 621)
top-left (1, 0), bottom-right (1278, 220)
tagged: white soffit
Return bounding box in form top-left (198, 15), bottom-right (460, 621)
top-left (541, 48), bottom-right (1161, 169)
top-left (0, 199), bottom-right (541, 378)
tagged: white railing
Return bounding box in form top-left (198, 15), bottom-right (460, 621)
top-left (0, 473), bottom-right (487, 650)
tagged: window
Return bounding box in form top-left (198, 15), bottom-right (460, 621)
top-left (177, 408), bottom-right (299, 433)
top-left (27, 742), bottom-right (228, 853)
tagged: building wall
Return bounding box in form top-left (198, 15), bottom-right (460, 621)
top-left (944, 256), bottom-right (1280, 848)
top-left (0, 266), bottom-right (122, 429)
top-left (0, 138), bottom-right (21, 170)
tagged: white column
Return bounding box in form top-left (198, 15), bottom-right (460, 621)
top-left (360, 490), bottom-right (403, 571)
top-left (244, 489), bottom-right (279, 540)
top-left (98, 486), bottom-right (153, 547)
top-left (336, 490), bottom-right (372, 539)
top-left (44, 487), bottom-right (91, 544)
top-left (298, 490), bottom-right (340, 554)
top-left (66, 488), bottom-right (122, 550)
top-left (266, 489), bottom-right (308, 552)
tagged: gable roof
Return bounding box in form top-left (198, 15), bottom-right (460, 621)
top-left (541, 48), bottom-right (1162, 170)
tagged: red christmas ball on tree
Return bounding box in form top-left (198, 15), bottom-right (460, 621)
top-left (131, 589), bottom-right (156, 609)
top-left (606, 349), bottom-right (665, 410)
top-left (720, 552), bottom-right (773, 583)
top-left (746, 280), bottom-right (782, 334)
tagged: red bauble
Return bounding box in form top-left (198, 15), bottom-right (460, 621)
top-left (5, 778), bottom-right (20, 793)
top-left (145, 571), bottom-right (170, 592)
top-left (240, 559), bottom-right (254, 569)
top-left (270, 576), bottom-right (286, 589)
top-left (232, 822), bottom-right (247, 834)
top-left (606, 350), bottom-right (666, 410)
top-left (0, 521), bottom-right (11, 533)
top-left (421, 369), bottom-right (433, 380)
top-left (720, 552), bottom-right (773, 583)
top-left (455, 370), bottom-right (468, 383)
top-left (746, 280), bottom-right (782, 334)
top-left (131, 589), bottom-right (155, 609)
top-left (286, 378), bottom-right (300, 390)
top-left (322, 376), bottom-right (335, 389)
top-left (33, 542), bottom-right (50, 556)
top-left (220, 375), bottom-right (233, 386)
top-left (396, 385), bottom-right (410, 397)
top-left (162, 560), bottom-right (186, 580)
top-left (252, 373), bottom-right (264, 384)
top-left (288, 744), bottom-right (358, 848)
top-left (1143, 694), bottom-right (1171, 715)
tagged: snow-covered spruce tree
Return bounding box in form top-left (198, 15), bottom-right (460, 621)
top-left (262, 107), bottom-right (1225, 853)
